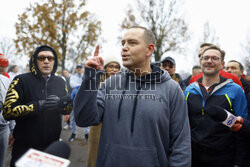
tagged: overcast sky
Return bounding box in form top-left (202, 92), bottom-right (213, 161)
top-left (1, 0), bottom-right (250, 74)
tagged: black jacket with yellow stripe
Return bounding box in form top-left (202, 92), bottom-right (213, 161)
top-left (3, 45), bottom-right (71, 149)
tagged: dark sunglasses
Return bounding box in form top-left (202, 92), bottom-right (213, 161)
top-left (162, 63), bottom-right (174, 68)
top-left (37, 56), bottom-right (55, 62)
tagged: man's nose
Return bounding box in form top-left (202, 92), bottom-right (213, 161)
top-left (122, 43), bottom-right (128, 51)
top-left (44, 58), bottom-right (50, 63)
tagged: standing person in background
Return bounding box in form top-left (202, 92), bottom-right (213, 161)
top-left (68, 65), bottom-right (89, 142)
top-left (3, 45), bottom-right (72, 167)
top-left (0, 53), bottom-right (10, 78)
top-left (74, 26), bottom-right (191, 167)
top-left (184, 65), bottom-right (201, 87)
top-left (0, 74), bottom-right (11, 167)
top-left (87, 57), bottom-right (121, 167)
top-left (62, 69), bottom-right (72, 130)
top-left (161, 56), bottom-right (186, 90)
top-left (184, 45), bottom-right (248, 167)
top-left (225, 60), bottom-right (250, 167)
top-left (8, 65), bottom-right (19, 81)
top-left (0, 55), bottom-right (16, 150)
top-left (225, 60), bottom-right (250, 98)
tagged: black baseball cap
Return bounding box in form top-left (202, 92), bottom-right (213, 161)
top-left (76, 64), bottom-right (83, 69)
top-left (161, 57), bottom-right (175, 65)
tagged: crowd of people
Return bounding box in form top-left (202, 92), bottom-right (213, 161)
top-left (1, 26), bottom-right (250, 167)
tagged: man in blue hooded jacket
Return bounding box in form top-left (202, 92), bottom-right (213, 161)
top-left (74, 26), bottom-right (191, 167)
top-left (184, 45), bottom-right (248, 167)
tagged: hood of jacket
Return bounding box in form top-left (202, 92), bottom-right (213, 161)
top-left (116, 64), bottom-right (171, 133)
top-left (125, 64), bottom-right (171, 84)
top-left (29, 45), bottom-right (58, 79)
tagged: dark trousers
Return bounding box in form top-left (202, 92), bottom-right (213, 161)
top-left (192, 143), bottom-right (234, 167)
top-left (10, 141), bottom-right (29, 167)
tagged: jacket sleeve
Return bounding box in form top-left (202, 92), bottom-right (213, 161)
top-left (239, 119), bottom-right (250, 137)
top-left (232, 86), bottom-right (248, 166)
top-left (169, 84), bottom-right (191, 167)
top-left (3, 77), bottom-right (37, 120)
top-left (233, 86), bottom-right (248, 118)
top-left (74, 67), bottom-right (105, 127)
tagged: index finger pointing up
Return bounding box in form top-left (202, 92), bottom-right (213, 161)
top-left (94, 45), bottom-right (100, 57)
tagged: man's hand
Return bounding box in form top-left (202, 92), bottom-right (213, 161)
top-left (230, 116), bottom-right (244, 132)
top-left (9, 133), bottom-right (15, 147)
top-left (38, 95), bottom-right (60, 111)
top-left (58, 95), bottom-right (72, 108)
top-left (85, 45), bottom-right (104, 70)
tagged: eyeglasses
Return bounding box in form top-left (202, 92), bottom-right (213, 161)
top-left (37, 56), bottom-right (55, 62)
top-left (201, 56), bottom-right (220, 62)
top-left (107, 65), bottom-right (120, 70)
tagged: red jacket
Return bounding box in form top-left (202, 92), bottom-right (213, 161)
top-left (189, 70), bottom-right (243, 89)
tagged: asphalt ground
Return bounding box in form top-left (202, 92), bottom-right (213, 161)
top-left (5, 126), bottom-right (88, 167)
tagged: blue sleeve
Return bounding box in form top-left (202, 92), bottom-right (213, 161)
top-left (71, 86), bottom-right (80, 100)
top-left (233, 86), bottom-right (248, 119)
top-left (73, 67), bottom-right (105, 127)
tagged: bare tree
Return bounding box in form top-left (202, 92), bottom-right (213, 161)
top-left (0, 37), bottom-right (15, 58)
top-left (193, 21), bottom-right (220, 63)
top-left (241, 30), bottom-right (250, 74)
top-left (201, 21), bottom-right (220, 45)
top-left (120, 0), bottom-right (190, 61)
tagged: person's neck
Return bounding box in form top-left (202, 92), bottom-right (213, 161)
top-left (129, 65), bottom-right (152, 78)
top-left (202, 74), bottom-right (220, 87)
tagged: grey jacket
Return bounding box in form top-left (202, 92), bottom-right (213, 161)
top-left (0, 75), bottom-right (10, 130)
top-left (74, 66), bottom-right (191, 167)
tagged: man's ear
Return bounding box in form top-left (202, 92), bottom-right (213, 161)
top-left (221, 61), bottom-right (225, 69)
top-left (146, 44), bottom-right (155, 57)
top-left (240, 70), bottom-right (244, 76)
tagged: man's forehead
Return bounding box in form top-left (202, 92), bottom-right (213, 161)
top-left (226, 62), bottom-right (239, 68)
top-left (203, 49), bottom-right (221, 56)
top-left (122, 28), bottom-right (144, 40)
top-left (38, 51), bottom-right (54, 56)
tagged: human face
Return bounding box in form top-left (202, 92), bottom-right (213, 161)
top-left (200, 49), bottom-right (224, 77)
top-left (62, 70), bottom-right (70, 78)
top-left (225, 62), bottom-right (242, 79)
top-left (162, 61), bottom-right (175, 75)
top-left (105, 62), bottom-right (120, 77)
top-left (75, 67), bottom-right (84, 75)
top-left (198, 46), bottom-right (210, 58)
top-left (121, 28), bottom-right (151, 70)
top-left (37, 51), bottom-right (55, 76)
top-left (192, 68), bottom-right (202, 76)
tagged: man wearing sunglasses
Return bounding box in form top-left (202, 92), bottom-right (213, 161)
top-left (161, 56), bottom-right (186, 91)
top-left (3, 45), bottom-right (72, 167)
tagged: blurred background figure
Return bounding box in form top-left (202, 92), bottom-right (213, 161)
top-left (62, 69), bottom-right (72, 130)
top-left (161, 56), bottom-right (186, 90)
top-left (7, 65), bottom-right (19, 81)
top-left (0, 74), bottom-right (11, 167)
top-left (0, 53), bottom-right (9, 78)
top-left (68, 64), bottom-right (89, 142)
top-left (184, 65), bottom-right (201, 86)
